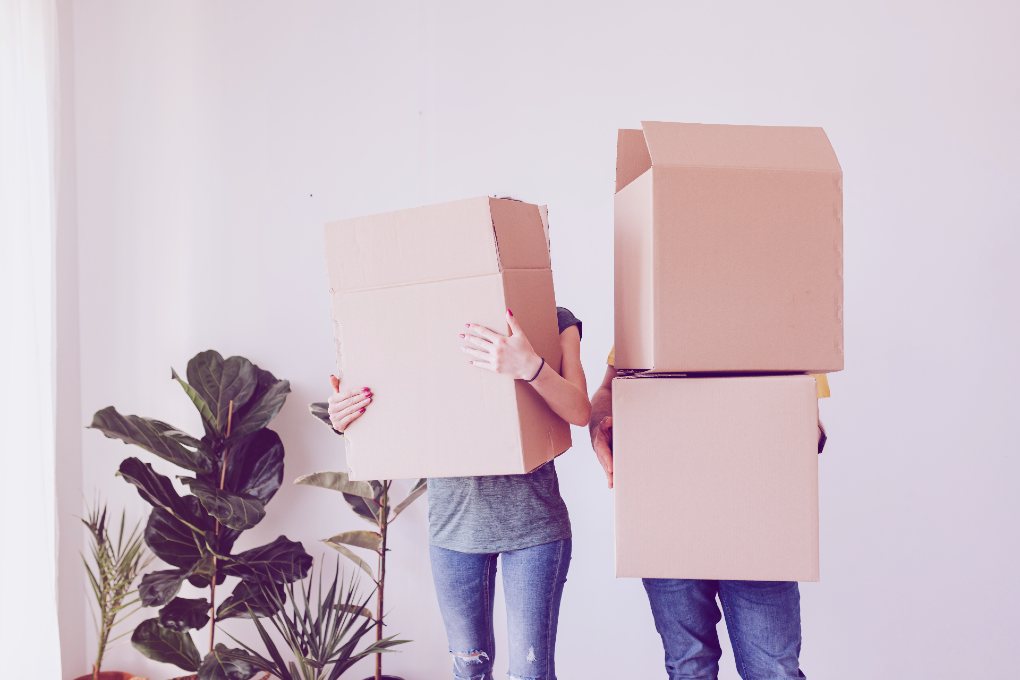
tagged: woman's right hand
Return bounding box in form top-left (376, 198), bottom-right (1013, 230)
top-left (327, 375), bottom-right (372, 433)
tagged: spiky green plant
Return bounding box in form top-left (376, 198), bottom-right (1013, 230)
top-left (305, 402), bottom-right (427, 680)
top-left (222, 560), bottom-right (407, 680)
top-left (82, 501), bottom-right (153, 680)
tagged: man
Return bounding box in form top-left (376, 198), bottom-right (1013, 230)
top-left (589, 348), bottom-right (826, 680)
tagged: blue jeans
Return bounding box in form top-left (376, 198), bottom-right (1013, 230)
top-left (429, 539), bottom-right (571, 680)
top-left (642, 578), bottom-right (805, 680)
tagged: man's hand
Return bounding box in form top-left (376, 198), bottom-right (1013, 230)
top-left (592, 415), bottom-right (614, 488)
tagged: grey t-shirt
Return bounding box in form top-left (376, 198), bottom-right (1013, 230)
top-left (427, 307), bottom-right (582, 554)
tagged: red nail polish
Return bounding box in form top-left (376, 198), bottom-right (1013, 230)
top-left (362, 387), bottom-right (370, 392)
top-left (507, 308), bottom-right (513, 316)
top-left (360, 407), bottom-right (366, 413)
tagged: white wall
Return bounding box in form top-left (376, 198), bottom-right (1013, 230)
top-left (64, 1), bottom-right (1020, 678)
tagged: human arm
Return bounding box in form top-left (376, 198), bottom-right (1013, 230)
top-left (588, 363), bottom-right (617, 488)
top-left (460, 309), bottom-right (591, 426)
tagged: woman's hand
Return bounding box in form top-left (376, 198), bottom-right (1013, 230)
top-left (460, 308), bottom-right (543, 380)
top-left (326, 374), bottom-right (372, 433)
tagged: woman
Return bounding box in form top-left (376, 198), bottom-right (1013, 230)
top-left (327, 306), bottom-right (590, 680)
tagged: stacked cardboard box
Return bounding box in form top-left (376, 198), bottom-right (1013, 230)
top-left (613, 121), bottom-right (843, 581)
top-left (324, 197), bottom-right (571, 481)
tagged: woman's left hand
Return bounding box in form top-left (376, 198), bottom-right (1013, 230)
top-left (460, 308), bottom-right (543, 380)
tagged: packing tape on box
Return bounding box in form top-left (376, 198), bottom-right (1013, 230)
top-left (813, 373), bottom-right (830, 399)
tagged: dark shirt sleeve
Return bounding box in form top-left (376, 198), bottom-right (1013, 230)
top-left (556, 306), bottom-right (582, 338)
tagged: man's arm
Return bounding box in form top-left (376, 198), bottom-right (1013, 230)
top-left (589, 364), bottom-right (617, 488)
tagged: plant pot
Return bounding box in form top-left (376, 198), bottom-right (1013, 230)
top-left (72, 673), bottom-right (145, 680)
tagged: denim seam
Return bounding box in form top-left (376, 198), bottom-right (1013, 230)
top-left (485, 553), bottom-right (496, 666)
top-left (541, 539), bottom-right (565, 680)
top-left (719, 591), bottom-right (749, 680)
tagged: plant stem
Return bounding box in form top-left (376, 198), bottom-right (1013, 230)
top-left (375, 480), bottom-right (390, 680)
top-left (209, 399), bottom-right (235, 653)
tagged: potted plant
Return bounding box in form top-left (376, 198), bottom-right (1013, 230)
top-left (222, 559), bottom-right (407, 679)
top-left (76, 501), bottom-right (154, 680)
top-left (89, 350), bottom-right (313, 680)
top-left (301, 403), bottom-right (427, 680)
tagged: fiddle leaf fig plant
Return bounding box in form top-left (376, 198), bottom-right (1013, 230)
top-left (90, 350), bottom-right (313, 680)
top-left (300, 402), bottom-right (427, 680)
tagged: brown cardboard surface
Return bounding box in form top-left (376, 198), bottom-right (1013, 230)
top-left (613, 374), bottom-right (819, 581)
top-left (614, 121), bottom-right (844, 373)
top-left (325, 197), bottom-right (570, 481)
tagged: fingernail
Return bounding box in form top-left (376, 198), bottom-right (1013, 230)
top-left (465, 323), bottom-right (470, 327)
top-left (360, 407), bottom-right (366, 413)
top-left (458, 333), bottom-right (465, 338)
top-left (362, 387), bottom-right (370, 392)
top-left (507, 308), bottom-right (513, 316)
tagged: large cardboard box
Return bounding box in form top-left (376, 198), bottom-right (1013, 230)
top-left (614, 121), bottom-right (844, 373)
top-left (324, 197), bottom-right (571, 481)
top-left (613, 374), bottom-right (820, 581)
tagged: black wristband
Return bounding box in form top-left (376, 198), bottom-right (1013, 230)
top-left (525, 357), bottom-right (545, 382)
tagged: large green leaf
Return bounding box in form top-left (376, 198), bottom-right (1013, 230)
top-left (159, 596), bottom-right (211, 632)
top-left (215, 579), bottom-right (285, 621)
top-left (324, 530), bottom-right (382, 553)
top-left (172, 367), bottom-right (217, 430)
top-left (221, 428), bottom-right (284, 503)
top-left (344, 492), bottom-right (382, 523)
top-left (90, 406), bottom-right (214, 474)
top-left (309, 401), bottom-right (342, 436)
top-left (182, 478), bottom-right (265, 531)
top-left (117, 457), bottom-right (193, 519)
top-left (294, 471), bottom-right (375, 499)
top-left (138, 568), bottom-right (189, 607)
top-left (296, 470), bottom-right (381, 522)
top-left (229, 366), bottom-right (290, 439)
top-left (392, 478), bottom-right (427, 519)
top-left (208, 526), bottom-right (241, 558)
top-left (186, 553), bottom-right (225, 588)
top-left (323, 541), bottom-right (375, 580)
top-left (131, 618), bottom-right (201, 672)
top-left (145, 505), bottom-right (206, 569)
top-left (225, 536), bottom-right (312, 584)
top-left (198, 644), bottom-right (259, 680)
top-left (186, 351), bottom-right (258, 436)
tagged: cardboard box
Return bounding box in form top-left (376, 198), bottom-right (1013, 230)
top-left (614, 121), bottom-right (844, 373)
top-left (324, 197), bottom-right (571, 481)
top-left (613, 374), bottom-right (819, 581)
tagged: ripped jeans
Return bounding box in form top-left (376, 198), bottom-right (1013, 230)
top-left (429, 539), bottom-right (571, 680)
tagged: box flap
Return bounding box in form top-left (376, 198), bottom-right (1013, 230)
top-left (487, 198), bottom-right (551, 270)
top-left (325, 196), bottom-right (548, 294)
top-left (640, 121), bottom-right (841, 173)
top-left (616, 128), bottom-right (652, 192)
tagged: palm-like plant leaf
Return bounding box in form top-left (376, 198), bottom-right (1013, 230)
top-left (221, 561), bottom-right (406, 679)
